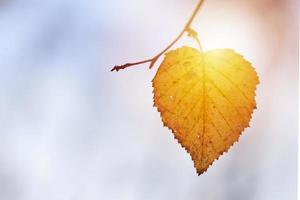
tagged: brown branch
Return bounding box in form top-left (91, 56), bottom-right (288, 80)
top-left (111, 0), bottom-right (205, 72)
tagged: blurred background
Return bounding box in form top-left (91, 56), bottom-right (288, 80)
top-left (0, 0), bottom-right (298, 199)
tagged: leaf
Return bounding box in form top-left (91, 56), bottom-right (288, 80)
top-left (152, 46), bottom-right (259, 175)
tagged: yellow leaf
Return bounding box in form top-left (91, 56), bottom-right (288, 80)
top-left (152, 46), bottom-right (259, 175)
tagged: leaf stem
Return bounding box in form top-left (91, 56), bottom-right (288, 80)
top-left (194, 35), bottom-right (203, 52)
top-left (111, 0), bottom-right (205, 72)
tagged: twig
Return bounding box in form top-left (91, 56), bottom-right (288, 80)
top-left (111, 0), bottom-right (205, 72)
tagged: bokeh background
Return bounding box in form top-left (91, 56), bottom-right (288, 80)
top-left (0, 0), bottom-right (298, 199)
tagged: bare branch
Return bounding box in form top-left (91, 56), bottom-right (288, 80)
top-left (111, 0), bottom-right (205, 72)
